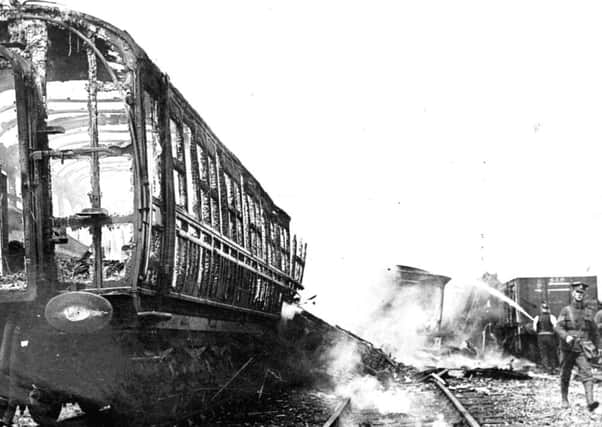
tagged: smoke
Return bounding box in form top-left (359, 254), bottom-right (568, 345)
top-left (324, 338), bottom-right (412, 414)
top-left (323, 339), bottom-right (361, 379)
top-left (336, 375), bottom-right (411, 414)
top-left (298, 269), bottom-right (530, 424)
top-left (348, 270), bottom-right (440, 367)
top-left (321, 269), bottom-right (521, 369)
top-left (323, 337), bottom-right (455, 425)
top-left (440, 274), bottom-right (507, 347)
top-left (280, 302), bottom-right (303, 322)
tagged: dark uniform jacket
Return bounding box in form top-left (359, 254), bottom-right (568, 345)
top-left (535, 312), bottom-right (555, 334)
top-left (555, 300), bottom-right (599, 352)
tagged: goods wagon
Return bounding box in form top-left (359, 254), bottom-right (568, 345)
top-left (392, 265), bottom-right (451, 334)
top-left (500, 276), bottom-right (597, 360)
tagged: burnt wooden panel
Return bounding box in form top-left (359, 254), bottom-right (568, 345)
top-left (0, 169), bottom-right (6, 274)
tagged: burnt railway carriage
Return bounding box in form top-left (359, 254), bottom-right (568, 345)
top-left (0, 2), bottom-right (306, 424)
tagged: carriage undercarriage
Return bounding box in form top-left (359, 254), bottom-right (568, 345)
top-left (0, 294), bottom-right (291, 426)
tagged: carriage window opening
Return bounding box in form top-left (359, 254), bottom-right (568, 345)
top-left (208, 154), bottom-right (218, 190)
top-left (102, 223), bottom-right (134, 280)
top-left (45, 36), bottom-right (134, 288)
top-left (224, 173), bottom-right (243, 246)
top-left (46, 24), bottom-right (114, 83)
top-left (144, 90), bottom-right (164, 289)
top-left (258, 203), bottom-right (266, 260)
top-left (245, 193), bottom-right (264, 258)
top-left (183, 124), bottom-right (195, 215)
top-left (144, 92), bottom-right (162, 199)
top-left (170, 119), bottom-right (187, 210)
top-left (99, 156), bottom-right (134, 216)
top-left (210, 158), bottom-right (220, 231)
top-left (206, 136), bottom-right (221, 231)
top-left (279, 225), bottom-right (290, 273)
top-left (267, 221), bottom-right (282, 269)
top-left (242, 191), bottom-right (250, 249)
top-left (171, 119), bottom-right (185, 162)
top-left (273, 223), bottom-right (281, 268)
top-left (0, 74), bottom-right (26, 285)
top-left (195, 143), bottom-right (211, 224)
top-left (223, 174), bottom-right (232, 239)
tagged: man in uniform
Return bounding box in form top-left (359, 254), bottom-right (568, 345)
top-left (555, 282), bottom-right (599, 411)
top-left (532, 303), bottom-right (558, 373)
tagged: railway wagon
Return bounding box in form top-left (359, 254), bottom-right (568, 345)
top-left (0, 2), bottom-right (307, 425)
top-left (500, 276), bottom-right (598, 360)
top-left (392, 265), bottom-right (451, 334)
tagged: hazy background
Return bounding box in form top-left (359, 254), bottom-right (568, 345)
top-left (58, 0), bottom-right (602, 328)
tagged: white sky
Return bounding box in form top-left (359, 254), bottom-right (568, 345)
top-left (62, 1), bottom-right (602, 326)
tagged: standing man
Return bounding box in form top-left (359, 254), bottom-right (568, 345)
top-left (533, 303), bottom-right (558, 374)
top-left (555, 282), bottom-right (599, 411)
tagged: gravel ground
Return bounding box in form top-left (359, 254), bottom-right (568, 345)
top-left (8, 369), bottom-right (602, 426)
top-left (201, 368), bottom-right (602, 426)
top-left (474, 369), bottom-right (602, 427)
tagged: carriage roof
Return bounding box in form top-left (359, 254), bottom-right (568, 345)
top-left (0, 2), bottom-right (291, 223)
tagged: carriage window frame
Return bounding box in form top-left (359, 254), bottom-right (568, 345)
top-left (144, 90), bottom-right (163, 202)
top-left (182, 122), bottom-right (195, 216)
top-left (169, 117), bottom-right (187, 211)
top-left (278, 224), bottom-right (290, 273)
top-left (223, 171), bottom-right (244, 246)
top-left (244, 191), bottom-right (264, 258)
top-left (193, 129), bottom-right (221, 231)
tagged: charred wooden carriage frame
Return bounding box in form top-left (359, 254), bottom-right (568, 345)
top-left (0, 2), bottom-right (307, 424)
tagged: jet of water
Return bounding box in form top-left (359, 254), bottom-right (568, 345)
top-left (471, 279), bottom-right (535, 321)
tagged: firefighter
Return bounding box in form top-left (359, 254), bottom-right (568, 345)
top-left (532, 303), bottom-right (558, 373)
top-left (555, 282), bottom-right (599, 411)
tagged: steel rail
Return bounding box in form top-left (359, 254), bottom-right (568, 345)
top-left (429, 373), bottom-right (481, 427)
top-left (323, 397), bottom-right (351, 427)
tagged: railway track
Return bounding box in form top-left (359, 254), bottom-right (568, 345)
top-left (322, 369), bottom-right (524, 427)
top-left (322, 386), bottom-right (470, 427)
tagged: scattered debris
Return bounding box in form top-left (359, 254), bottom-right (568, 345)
top-left (0, 271), bottom-right (26, 289)
top-left (415, 366), bottom-right (531, 382)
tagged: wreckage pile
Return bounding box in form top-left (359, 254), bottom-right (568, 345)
top-left (266, 309), bottom-right (602, 426)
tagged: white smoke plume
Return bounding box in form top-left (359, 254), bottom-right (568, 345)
top-left (325, 338), bottom-right (363, 379)
top-left (323, 337), bottom-right (455, 425)
top-left (313, 269), bottom-right (532, 424)
top-left (324, 338), bottom-right (413, 414)
top-left (336, 375), bottom-right (411, 414)
top-left (327, 269), bottom-right (528, 369)
top-left (280, 301), bottom-right (303, 322)
top-left (347, 269), bottom-right (441, 367)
